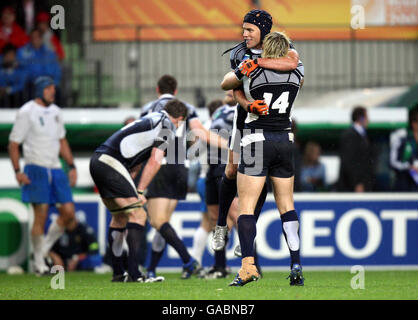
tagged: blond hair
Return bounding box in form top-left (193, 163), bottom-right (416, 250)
top-left (261, 31), bottom-right (290, 59)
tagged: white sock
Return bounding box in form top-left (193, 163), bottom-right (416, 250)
top-left (43, 220), bottom-right (65, 256)
top-left (31, 234), bottom-right (46, 268)
top-left (191, 226), bottom-right (209, 265)
top-left (152, 231), bottom-right (166, 252)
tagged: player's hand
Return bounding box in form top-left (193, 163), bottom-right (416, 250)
top-left (239, 59), bottom-right (259, 78)
top-left (16, 172), bottom-right (31, 185)
top-left (138, 193), bottom-right (147, 205)
top-left (68, 168), bottom-right (77, 187)
top-left (247, 100), bottom-right (269, 115)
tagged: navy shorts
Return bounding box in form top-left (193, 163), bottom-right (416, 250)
top-left (238, 131), bottom-right (295, 178)
top-left (146, 163), bottom-right (188, 200)
top-left (22, 164), bottom-right (73, 204)
top-left (89, 152), bottom-right (138, 199)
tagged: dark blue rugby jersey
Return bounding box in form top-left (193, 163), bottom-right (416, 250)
top-left (228, 41), bottom-right (300, 133)
top-left (140, 93), bottom-right (199, 164)
top-left (243, 61), bottom-right (304, 131)
top-left (95, 111), bottom-right (175, 170)
top-left (207, 104), bottom-right (235, 165)
top-left (229, 41), bottom-right (296, 70)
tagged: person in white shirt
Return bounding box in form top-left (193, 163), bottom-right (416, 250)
top-left (8, 76), bottom-right (77, 275)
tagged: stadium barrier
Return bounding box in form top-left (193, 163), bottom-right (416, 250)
top-left (1, 191), bottom-right (417, 271)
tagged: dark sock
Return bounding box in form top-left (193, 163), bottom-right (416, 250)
top-left (237, 214), bottom-right (257, 258)
top-left (254, 183), bottom-right (268, 222)
top-left (126, 222), bottom-right (145, 280)
top-left (159, 222), bottom-right (191, 264)
top-left (147, 248), bottom-right (166, 273)
top-left (108, 227), bottom-right (126, 276)
top-left (281, 210), bottom-right (301, 268)
top-left (214, 234), bottom-right (228, 269)
top-left (217, 173), bottom-right (237, 226)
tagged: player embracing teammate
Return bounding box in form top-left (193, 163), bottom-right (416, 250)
top-left (215, 9), bottom-right (305, 286)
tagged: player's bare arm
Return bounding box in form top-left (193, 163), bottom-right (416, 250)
top-left (189, 118), bottom-right (229, 150)
top-left (59, 138), bottom-right (77, 187)
top-left (233, 89), bottom-right (268, 115)
top-left (257, 49), bottom-right (299, 71)
top-left (221, 71), bottom-right (242, 91)
top-left (8, 140), bottom-right (31, 185)
top-left (136, 146), bottom-right (165, 203)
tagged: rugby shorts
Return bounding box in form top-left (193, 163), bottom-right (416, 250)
top-left (22, 164), bottom-right (73, 204)
top-left (238, 131), bottom-right (295, 178)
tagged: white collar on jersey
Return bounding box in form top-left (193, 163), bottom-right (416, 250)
top-left (159, 93), bottom-right (175, 100)
top-left (250, 48), bottom-right (262, 55)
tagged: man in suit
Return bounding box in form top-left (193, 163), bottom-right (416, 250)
top-left (337, 106), bottom-right (375, 192)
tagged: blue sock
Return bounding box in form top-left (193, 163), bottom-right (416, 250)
top-left (237, 214), bottom-right (257, 258)
top-left (281, 210), bottom-right (301, 268)
top-left (254, 183), bottom-right (268, 222)
top-left (126, 222), bottom-right (145, 280)
top-left (159, 222), bottom-right (191, 264)
top-left (147, 248), bottom-right (165, 273)
top-left (217, 173), bottom-right (237, 226)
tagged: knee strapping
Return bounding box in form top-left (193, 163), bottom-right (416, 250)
top-left (110, 201), bottom-right (142, 214)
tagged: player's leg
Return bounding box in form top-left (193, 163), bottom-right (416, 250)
top-left (212, 150), bottom-right (238, 251)
top-left (230, 172), bottom-right (265, 286)
top-left (192, 212), bottom-right (210, 266)
top-left (191, 176), bottom-right (210, 266)
top-left (146, 231), bottom-right (166, 282)
top-left (102, 197), bottom-right (141, 282)
top-left (44, 168), bottom-right (77, 256)
top-left (43, 202), bottom-right (76, 257)
top-left (31, 203), bottom-right (50, 275)
top-left (148, 198), bottom-right (198, 279)
top-left (270, 176), bottom-right (303, 285)
top-left (124, 206), bottom-right (147, 282)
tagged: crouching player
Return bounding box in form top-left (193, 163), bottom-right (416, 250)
top-left (89, 100), bottom-right (188, 282)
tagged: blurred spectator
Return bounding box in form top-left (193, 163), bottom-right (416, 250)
top-left (389, 105), bottom-right (418, 191)
top-left (0, 6), bottom-right (29, 53)
top-left (0, 43), bottom-right (27, 108)
top-left (36, 11), bottom-right (65, 61)
top-left (300, 141), bottom-right (326, 192)
top-left (0, 0), bottom-right (49, 34)
top-left (337, 106), bottom-right (375, 192)
top-left (48, 218), bottom-right (102, 271)
top-left (17, 28), bottom-right (61, 90)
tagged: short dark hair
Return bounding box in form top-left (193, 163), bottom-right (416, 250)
top-left (351, 106), bottom-right (367, 123)
top-left (158, 75), bottom-right (177, 95)
top-left (207, 99), bottom-right (223, 117)
top-left (408, 104), bottom-right (418, 129)
top-left (1, 43), bottom-right (16, 55)
top-left (164, 99), bottom-right (188, 119)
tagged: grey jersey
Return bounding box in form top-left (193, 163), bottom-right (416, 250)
top-left (95, 111), bottom-right (175, 170)
top-left (140, 93), bottom-right (199, 164)
top-left (243, 61), bottom-right (304, 131)
top-left (207, 105), bottom-right (235, 165)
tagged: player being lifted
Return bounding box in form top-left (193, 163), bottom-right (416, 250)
top-left (139, 75), bottom-right (228, 281)
top-left (222, 31), bottom-right (305, 286)
top-left (212, 9), bottom-right (300, 261)
top-left (89, 99), bottom-right (188, 282)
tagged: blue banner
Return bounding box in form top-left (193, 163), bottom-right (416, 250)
top-left (45, 194), bottom-right (418, 269)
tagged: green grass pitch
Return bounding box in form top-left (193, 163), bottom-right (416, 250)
top-left (0, 270), bottom-right (417, 300)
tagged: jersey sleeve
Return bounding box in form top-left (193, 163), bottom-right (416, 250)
top-left (9, 108), bottom-right (30, 144)
top-left (153, 117), bottom-right (175, 150)
top-left (57, 109), bottom-right (66, 139)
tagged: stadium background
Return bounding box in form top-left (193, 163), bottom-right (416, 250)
top-left (0, 0), bottom-right (417, 272)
